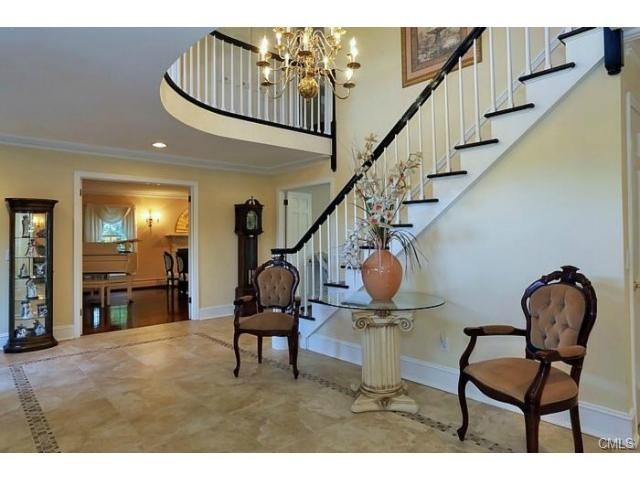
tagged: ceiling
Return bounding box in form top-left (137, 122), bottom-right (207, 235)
top-left (0, 28), bottom-right (324, 173)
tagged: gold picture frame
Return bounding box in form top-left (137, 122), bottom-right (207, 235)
top-left (401, 27), bottom-right (482, 88)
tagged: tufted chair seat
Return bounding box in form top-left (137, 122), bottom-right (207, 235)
top-left (239, 311), bottom-right (294, 331)
top-left (232, 257), bottom-right (300, 379)
top-left (464, 358), bottom-right (578, 405)
top-left (456, 266), bottom-right (597, 453)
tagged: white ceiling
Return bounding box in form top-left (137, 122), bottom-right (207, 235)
top-left (0, 28), bottom-right (323, 173)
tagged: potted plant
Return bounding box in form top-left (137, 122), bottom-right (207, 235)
top-left (343, 134), bottom-right (424, 301)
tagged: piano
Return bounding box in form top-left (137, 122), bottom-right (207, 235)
top-left (83, 240), bottom-right (138, 304)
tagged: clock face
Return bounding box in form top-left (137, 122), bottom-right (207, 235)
top-left (246, 210), bottom-right (258, 231)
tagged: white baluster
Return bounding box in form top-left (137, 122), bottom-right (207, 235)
top-left (326, 214), bottom-right (332, 284)
top-left (204, 37), bottom-right (209, 105)
top-left (189, 45), bottom-right (194, 97)
top-left (176, 56), bottom-right (182, 89)
top-left (383, 147), bottom-right (388, 186)
top-left (544, 27), bottom-right (551, 69)
top-left (310, 96), bottom-right (314, 131)
top-left (316, 88), bottom-right (321, 132)
top-left (473, 38), bottom-right (480, 142)
top-left (248, 49), bottom-right (252, 116)
top-left (289, 78), bottom-right (294, 126)
top-left (353, 190), bottom-right (357, 229)
top-left (524, 27), bottom-right (531, 76)
top-left (394, 136), bottom-right (400, 223)
top-left (302, 243), bottom-right (308, 308)
top-left (344, 194), bottom-right (348, 241)
top-left (272, 59), bottom-right (277, 123)
top-left (304, 98), bottom-right (308, 130)
top-left (212, 37), bottom-right (217, 108)
top-left (310, 233), bottom-right (315, 299)
top-left (444, 73), bottom-right (451, 172)
top-left (458, 56), bottom-right (465, 146)
top-left (431, 96), bottom-right (437, 175)
top-left (406, 126), bottom-right (412, 201)
top-left (334, 208), bottom-right (340, 282)
top-left (257, 61), bottom-right (262, 119)
top-left (264, 76), bottom-right (269, 121)
top-left (418, 104), bottom-right (424, 199)
top-left (280, 74), bottom-right (285, 124)
top-left (195, 39), bottom-right (201, 101)
top-left (182, 52), bottom-right (188, 92)
top-left (296, 77), bottom-right (301, 128)
top-left (221, 40), bottom-right (225, 110)
top-left (489, 28), bottom-right (495, 112)
top-left (318, 223), bottom-right (324, 292)
top-left (230, 44), bottom-right (235, 113)
top-left (239, 47), bottom-right (244, 115)
top-left (506, 27), bottom-right (513, 109)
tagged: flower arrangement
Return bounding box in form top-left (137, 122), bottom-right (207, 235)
top-left (343, 134), bottom-right (424, 270)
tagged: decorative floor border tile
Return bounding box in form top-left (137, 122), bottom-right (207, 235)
top-left (9, 365), bottom-right (60, 453)
top-left (5, 330), bottom-right (511, 453)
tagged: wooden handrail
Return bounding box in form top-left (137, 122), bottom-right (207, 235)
top-left (271, 27), bottom-right (486, 256)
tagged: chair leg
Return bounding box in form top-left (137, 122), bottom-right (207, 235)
top-left (233, 331), bottom-right (241, 378)
top-left (524, 412), bottom-right (541, 453)
top-left (570, 405), bottom-right (584, 453)
top-left (291, 333), bottom-right (299, 379)
top-left (257, 336), bottom-right (263, 364)
top-left (456, 375), bottom-right (469, 441)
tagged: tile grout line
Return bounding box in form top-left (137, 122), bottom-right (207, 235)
top-left (9, 364), bottom-right (60, 453)
top-left (192, 332), bottom-right (512, 453)
top-left (5, 330), bottom-right (511, 453)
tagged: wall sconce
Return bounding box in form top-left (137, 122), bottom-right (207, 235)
top-left (145, 209), bottom-right (160, 231)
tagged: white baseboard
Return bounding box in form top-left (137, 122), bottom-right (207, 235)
top-left (198, 304), bottom-right (234, 320)
top-left (307, 334), bottom-right (636, 440)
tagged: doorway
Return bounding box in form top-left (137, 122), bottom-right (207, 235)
top-left (277, 181), bottom-right (332, 299)
top-left (73, 172), bottom-right (199, 337)
top-left (626, 91), bottom-right (640, 431)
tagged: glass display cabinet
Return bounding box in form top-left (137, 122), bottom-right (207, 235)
top-left (4, 198), bottom-right (58, 353)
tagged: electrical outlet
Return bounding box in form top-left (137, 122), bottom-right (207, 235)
top-left (439, 333), bottom-right (450, 352)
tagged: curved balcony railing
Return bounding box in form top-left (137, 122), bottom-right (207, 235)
top-left (164, 30), bottom-right (335, 140)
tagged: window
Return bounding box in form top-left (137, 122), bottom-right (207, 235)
top-left (101, 221), bottom-right (126, 243)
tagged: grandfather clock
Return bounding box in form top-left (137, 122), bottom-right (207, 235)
top-left (234, 197), bottom-right (263, 314)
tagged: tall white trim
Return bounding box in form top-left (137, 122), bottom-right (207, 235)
top-left (625, 91), bottom-right (640, 441)
top-left (73, 171), bottom-right (200, 337)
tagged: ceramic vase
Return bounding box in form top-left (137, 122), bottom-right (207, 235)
top-left (361, 249), bottom-right (402, 301)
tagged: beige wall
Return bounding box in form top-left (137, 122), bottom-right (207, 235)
top-left (271, 28), bottom-right (634, 414)
top-left (0, 145), bottom-right (277, 336)
top-left (82, 192), bottom-right (189, 285)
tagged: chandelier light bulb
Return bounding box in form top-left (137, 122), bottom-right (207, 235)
top-left (275, 31), bottom-right (282, 46)
top-left (259, 36), bottom-right (269, 60)
top-left (263, 66), bottom-right (272, 80)
top-left (345, 68), bottom-right (354, 81)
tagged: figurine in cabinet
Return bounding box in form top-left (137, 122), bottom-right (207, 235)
top-left (18, 263), bottom-right (29, 279)
top-left (25, 279), bottom-right (38, 299)
top-left (15, 325), bottom-right (28, 339)
top-left (20, 301), bottom-right (33, 320)
top-left (21, 214), bottom-right (31, 238)
top-left (33, 319), bottom-right (45, 336)
top-left (34, 261), bottom-right (46, 278)
top-left (24, 238), bottom-right (37, 257)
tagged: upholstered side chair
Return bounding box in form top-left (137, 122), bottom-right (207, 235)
top-left (233, 256), bottom-right (301, 379)
top-left (457, 266), bottom-right (597, 453)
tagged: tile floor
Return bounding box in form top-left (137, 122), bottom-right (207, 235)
top-left (0, 317), bottom-right (627, 453)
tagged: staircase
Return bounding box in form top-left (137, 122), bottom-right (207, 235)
top-left (267, 27), bottom-right (606, 348)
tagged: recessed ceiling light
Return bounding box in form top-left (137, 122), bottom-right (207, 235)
top-left (152, 142), bottom-right (167, 149)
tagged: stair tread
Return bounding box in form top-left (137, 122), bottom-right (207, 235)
top-left (518, 62), bottom-right (576, 82)
top-left (299, 314), bottom-right (316, 321)
top-left (454, 138), bottom-right (499, 150)
top-left (323, 281), bottom-right (349, 289)
top-left (485, 103), bottom-right (535, 119)
top-left (558, 27), bottom-right (595, 44)
top-left (402, 198), bottom-right (440, 205)
top-left (427, 170), bottom-right (468, 179)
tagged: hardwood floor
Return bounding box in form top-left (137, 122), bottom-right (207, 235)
top-left (82, 287), bottom-right (188, 336)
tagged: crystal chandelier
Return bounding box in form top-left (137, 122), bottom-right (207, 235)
top-left (257, 27), bottom-right (360, 100)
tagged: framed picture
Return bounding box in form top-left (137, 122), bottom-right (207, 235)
top-left (37, 303), bottom-right (48, 318)
top-left (401, 27), bottom-right (482, 87)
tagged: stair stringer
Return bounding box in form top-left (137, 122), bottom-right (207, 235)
top-left (299, 28), bottom-right (604, 349)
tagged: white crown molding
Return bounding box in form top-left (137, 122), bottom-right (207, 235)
top-left (0, 132), bottom-right (285, 175)
top-left (307, 334), bottom-right (636, 441)
top-left (82, 186), bottom-right (190, 200)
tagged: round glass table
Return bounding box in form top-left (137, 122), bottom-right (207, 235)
top-left (311, 290), bottom-right (445, 414)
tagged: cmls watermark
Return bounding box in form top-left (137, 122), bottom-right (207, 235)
top-left (598, 437), bottom-right (638, 450)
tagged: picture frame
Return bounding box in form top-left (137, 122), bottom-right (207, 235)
top-left (401, 27), bottom-right (482, 88)
top-left (37, 303), bottom-right (48, 318)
